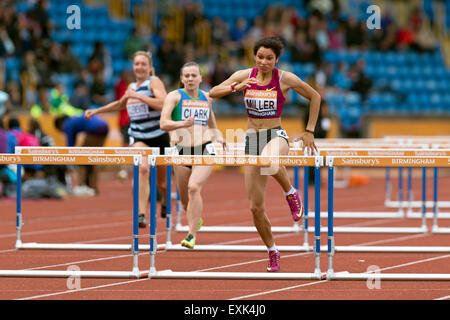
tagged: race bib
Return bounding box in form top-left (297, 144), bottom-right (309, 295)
top-left (244, 89), bottom-right (278, 118)
top-left (127, 102), bottom-right (150, 121)
top-left (182, 100), bottom-right (210, 125)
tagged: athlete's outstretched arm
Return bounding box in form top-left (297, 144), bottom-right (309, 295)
top-left (84, 85), bottom-right (129, 119)
top-left (160, 91), bottom-right (194, 131)
top-left (282, 72), bottom-right (321, 154)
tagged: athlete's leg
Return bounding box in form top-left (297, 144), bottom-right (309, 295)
top-left (260, 136), bottom-right (291, 192)
top-left (132, 141), bottom-right (151, 215)
top-left (173, 165), bottom-right (191, 212)
top-left (186, 165), bottom-right (214, 237)
top-left (262, 136), bottom-right (304, 222)
top-left (244, 166), bottom-right (273, 247)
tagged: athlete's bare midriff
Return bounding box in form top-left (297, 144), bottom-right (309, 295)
top-left (172, 125), bottom-right (212, 147)
top-left (246, 117), bottom-right (282, 131)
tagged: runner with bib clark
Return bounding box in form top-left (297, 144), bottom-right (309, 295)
top-left (160, 61), bottom-right (227, 249)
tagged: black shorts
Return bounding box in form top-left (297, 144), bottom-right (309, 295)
top-left (176, 141), bottom-right (216, 169)
top-left (244, 126), bottom-right (289, 156)
top-left (129, 132), bottom-right (170, 155)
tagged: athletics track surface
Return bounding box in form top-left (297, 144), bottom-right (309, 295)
top-left (0, 168), bottom-right (449, 300)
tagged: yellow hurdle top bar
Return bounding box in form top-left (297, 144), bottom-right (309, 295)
top-left (328, 156), bottom-right (450, 167)
top-left (15, 146), bottom-right (160, 155)
top-left (1, 154), bottom-right (449, 167)
top-left (287, 148), bottom-right (450, 157)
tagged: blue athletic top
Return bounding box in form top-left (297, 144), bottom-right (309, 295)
top-left (62, 115), bottom-right (109, 147)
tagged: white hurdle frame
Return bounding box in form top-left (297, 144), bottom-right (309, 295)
top-left (325, 155), bottom-right (450, 281)
top-left (149, 154), bottom-right (450, 281)
top-left (0, 152), bottom-right (158, 279)
top-left (13, 147), bottom-right (167, 251)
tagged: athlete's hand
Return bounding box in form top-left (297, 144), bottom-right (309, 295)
top-left (297, 132), bottom-right (318, 156)
top-left (84, 109), bottom-right (96, 120)
top-left (234, 78), bottom-right (257, 92)
top-left (183, 117), bottom-right (195, 128)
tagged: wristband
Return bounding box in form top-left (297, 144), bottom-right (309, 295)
top-left (230, 82), bottom-right (238, 93)
top-left (305, 129), bottom-right (314, 135)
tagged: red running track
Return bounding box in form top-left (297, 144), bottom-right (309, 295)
top-left (0, 168), bottom-right (449, 300)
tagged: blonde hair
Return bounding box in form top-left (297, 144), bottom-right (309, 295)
top-left (133, 51), bottom-right (154, 76)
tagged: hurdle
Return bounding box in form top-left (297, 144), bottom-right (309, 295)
top-left (13, 147), bottom-right (168, 252)
top-left (325, 155), bottom-right (450, 281)
top-left (148, 154), bottom-right (324, 280)
top-left (0, 153), bottom-right (150, 279)
top-left (148, 154), bottom-right (450, 280)
top-left (171, 144), bottom-right (450, 237)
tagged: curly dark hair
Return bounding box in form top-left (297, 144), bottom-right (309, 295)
top-left (253, 36), bottom-right (284, 59)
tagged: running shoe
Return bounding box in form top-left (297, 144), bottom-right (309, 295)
top-left (138, 214), bottom-right (147, 228)
top-left (266, 250), bottom-right (281, 272)
top-left (181, 234), bottom-right (195, 249)
top-left (197, 217), bottom-right (203, 231)
top-left (286, 189), bottom-right (304, 222)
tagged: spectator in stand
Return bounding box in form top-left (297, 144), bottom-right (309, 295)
top-left (124, 27), bottom-right (145, 59)
top-left (0, 115), bottom-right (9, 197)
top-left (26, 0), bottom-right (52, 40)
top-left (20, 50), bottom-right (39, 109)
top-left (344, 16), bottom-right (366, 49)
top-left (59, 43), bottom-right (82, 74)
top-left (70, 82), bottom-right (91, 111)
top-left (349, 59), bottom-right (372, 102)
top-left (332, 61), bottom-right (352, 90)
top-left (0, 90), bottom-right (10, 117)
top-left (5, 81), bottom-right (21, 109)
top-left (90, 71), bottom-right (109, 106)
top-left (0, 23), bottom-right (15, 58)
top-left (88, 42), bottom-right (112, 79)
top-left (327, 21), bottom-right (346, 51)
top-left (7, 116), bottom-right (42, 177)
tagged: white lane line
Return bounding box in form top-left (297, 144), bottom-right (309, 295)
top-left (229, 254), bottom-right (450, 300)
top-left (16, 278), bottom-right (149, 300)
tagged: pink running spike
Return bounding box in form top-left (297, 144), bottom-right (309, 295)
top-left (266, 250), bottom-right (280, 272)
top-left (286, 190), bottom-right (304, 222)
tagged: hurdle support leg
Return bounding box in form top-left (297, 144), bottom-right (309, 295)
top-left (420, 167), bottom-right (428, 232)
top-left (407, 167), bottom-right (413, 216)
top-left (165, 165), bottom-right (173, 246)
top-left (303, 166), bottom-right (309, 250)
top-left (131, 157), bottom-right (141, 276)
top-left (175, 188), bottom-right (182, 230)
top-left (326, 157), bottom-right (335, 280)
top-left (398, 167), bottom-right (404, 217)
top-left (384, 167), bottom-right (391, 206)
top-left (148, 156), bottom-right (158, 277)
top-left (15, 164), bottom-right (23, 249)
top-left (432, 167), bottom-right (439, 232)
top-left (313, 157), bottom-right (323, 279)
